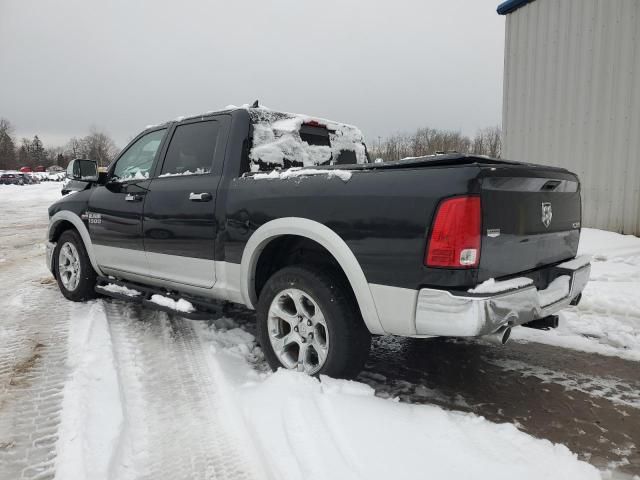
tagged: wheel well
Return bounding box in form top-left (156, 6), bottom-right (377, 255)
top-left (50, 220), bottom-right (76, 242)
top-left (254, 235), bottom-right (357, 306)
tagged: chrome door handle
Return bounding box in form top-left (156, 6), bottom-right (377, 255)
top-left (189, 192), bottom-right (212, 202)
top-left (125, 193), bottom-right (143, 202)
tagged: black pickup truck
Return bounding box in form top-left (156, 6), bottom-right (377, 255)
top-left (47, 106), bottom-right (591, 378)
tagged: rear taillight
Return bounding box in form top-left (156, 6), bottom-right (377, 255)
top-left (425, 196), bottom-right (481, 268)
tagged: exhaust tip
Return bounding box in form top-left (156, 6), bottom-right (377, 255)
top-left (502, 326), bottom-right (512, 344)
top-left (485, 326), bottom-right (511, 345)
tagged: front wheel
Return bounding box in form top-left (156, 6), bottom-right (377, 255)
top-left (54, 229), bottom-right (98, 302)
top-left (256, 265), bottom-right (371, 379)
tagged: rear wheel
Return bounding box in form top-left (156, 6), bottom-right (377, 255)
top-left (54, 229), bottom-right (98, 302)
top-left (256, 265), bottom-right (371, 379)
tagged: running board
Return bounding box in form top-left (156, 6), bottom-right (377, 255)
top-left (95, 276), bottom-right (232, 320)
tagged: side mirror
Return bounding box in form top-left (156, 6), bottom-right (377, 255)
top-left (66, 159), bottom-right (99, 182)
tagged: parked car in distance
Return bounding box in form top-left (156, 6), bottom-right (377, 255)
top-left (1, 172), bottom-right (24, 185)
top-left (47, 171), bottom-right (65, 182)
top-left (46, 105), bottom-right (591, 378)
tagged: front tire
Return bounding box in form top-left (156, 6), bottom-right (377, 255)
top-left (256, 265), bottom-right (371, 379)
top-left (54, 229), bottom-right (98, 302)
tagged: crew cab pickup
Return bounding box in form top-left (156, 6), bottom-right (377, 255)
top-left (47, 106), bottom-right (590, 378)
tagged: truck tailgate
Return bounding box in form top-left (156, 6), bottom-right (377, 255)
top-left (478, 166), bottom-right (581, 282)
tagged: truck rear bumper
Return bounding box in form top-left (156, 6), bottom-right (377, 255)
top-left (414, 256), bottom-right (591, 337)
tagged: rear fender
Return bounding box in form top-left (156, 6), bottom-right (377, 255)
top-left (240, 217), bottom-right (385, 335)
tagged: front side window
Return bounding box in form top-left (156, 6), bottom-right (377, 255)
top-left (112, 129), bottom-right (166, 181)
top-left (160, 121), bottom-right (219, 177)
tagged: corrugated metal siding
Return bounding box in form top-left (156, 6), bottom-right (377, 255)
top-left (502, 0), bottom-right (640, 234)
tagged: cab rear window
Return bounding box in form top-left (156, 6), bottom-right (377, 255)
top-left (247, 110), bottom-right (368, 172)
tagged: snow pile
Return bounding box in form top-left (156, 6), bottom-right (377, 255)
top-left (469, 277), bottom-right (533, 294)
top-left (189, 319), bottom-right (598, 480)
top-left (149, 294), bottom-right (195, 313)
top-left (252, 167), bottom-right (352, 182)
top-left (100, 283), bottom-right (141, 297)
top-left (248, 108), bottom-right (367, 170)
top-left (512, 228), bottom-right (640, 361)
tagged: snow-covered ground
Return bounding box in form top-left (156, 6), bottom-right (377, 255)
top-left (512, 228), bottom-right (640, 362)
top-left (1, 183), bottom-right (638, 479)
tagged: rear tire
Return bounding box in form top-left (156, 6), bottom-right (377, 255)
top-left (54, 229), bottom-right (98, 302)
top-left (256, 265), bottom-right (371, 379)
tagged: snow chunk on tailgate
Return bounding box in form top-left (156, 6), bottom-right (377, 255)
top-left (469, 277), bottom-right (533, 294)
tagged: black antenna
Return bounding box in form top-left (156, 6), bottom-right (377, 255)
top-left (251, 99), bottom-right (259, 108)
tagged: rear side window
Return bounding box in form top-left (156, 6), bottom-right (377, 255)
top-left (160, 121), bottom-right (219, 176)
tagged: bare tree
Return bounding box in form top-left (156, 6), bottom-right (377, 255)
top-left (47, 146), bottom-right (69, 167)
top-left (65, 128), bottom-right (119, 168)
top-left (82, 128), bottom-right (119, 168)
top-left (65, 137), bottom-right (84, 159)
top-left (471, 126), bottom-right (502, 158)
top-left (369, 125), bottom-right (502, 162)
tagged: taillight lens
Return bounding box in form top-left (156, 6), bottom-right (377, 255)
top-left (425, 196), bottom-right (481, 268)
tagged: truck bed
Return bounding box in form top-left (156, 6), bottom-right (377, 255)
top-left (235, 153), bottom-right (581, 291)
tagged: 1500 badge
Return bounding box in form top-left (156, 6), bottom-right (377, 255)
top-left (81, 212), bottom-right (102, 224)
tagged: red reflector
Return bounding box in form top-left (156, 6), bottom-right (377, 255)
top-left (425, 196), bottom-right (481, 268)
top-left (303, 120), bottom-right (323, 127)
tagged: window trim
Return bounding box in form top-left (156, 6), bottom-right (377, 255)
top-left (108, 126), bottom-right (168, 183)
top-left (152, 118), bottom-right (221, 180)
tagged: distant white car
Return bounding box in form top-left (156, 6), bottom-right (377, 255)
top-left (47, 172), bottom-right (65, 182)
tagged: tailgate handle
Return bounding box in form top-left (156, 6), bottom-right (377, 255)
top-left (541, 180), bottom-right (561, 191)
top-left (189, 192), bottom-right (212, 202)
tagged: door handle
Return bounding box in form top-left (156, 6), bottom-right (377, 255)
top-left (125, 193), bottom-right (143, 202)
top-left (189, 192), bottom-right (212, 202)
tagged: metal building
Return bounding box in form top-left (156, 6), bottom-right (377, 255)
top-left (498, 0), bottom-right (640, 234)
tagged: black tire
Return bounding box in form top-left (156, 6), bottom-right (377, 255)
top-left (54, 229), bottom-right (98, 302)
top-left (257, 265), bottom-right (371, 379)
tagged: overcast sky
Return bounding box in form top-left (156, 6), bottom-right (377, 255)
top-left (0, 0), bottom-right (505, 149)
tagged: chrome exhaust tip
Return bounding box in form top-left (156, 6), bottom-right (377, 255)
top-left (485, 326), bottom-right (512, 345)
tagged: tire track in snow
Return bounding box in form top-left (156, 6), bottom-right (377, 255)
top-left (103, 301), bottom-right (258, 480)
top-left (0, 281), bottom-right (71, 480)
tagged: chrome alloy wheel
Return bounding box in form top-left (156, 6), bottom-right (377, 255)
top-left (58, 242), bottom-right (81, 291)
top-left (267, 288), bottom-right (330, 375)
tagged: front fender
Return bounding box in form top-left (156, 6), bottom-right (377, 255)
top-left (48, 210), bottom-right (104, 276)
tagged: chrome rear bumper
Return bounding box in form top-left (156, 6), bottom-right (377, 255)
top-left (414, 256), bottom-right (591, 337)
